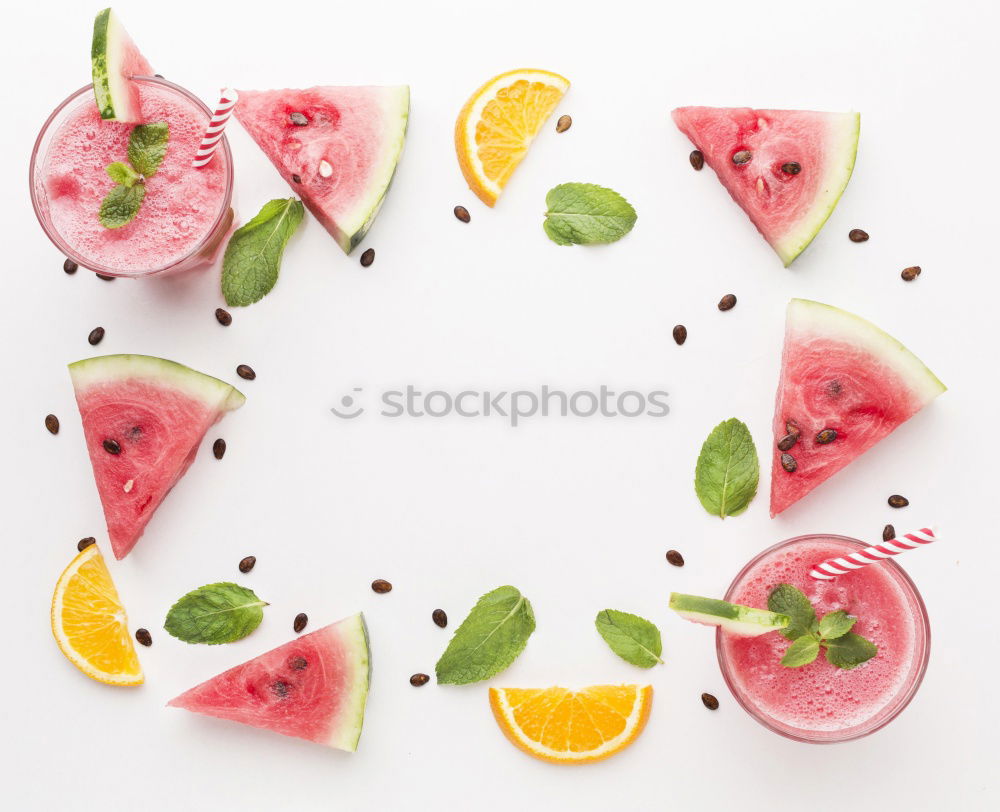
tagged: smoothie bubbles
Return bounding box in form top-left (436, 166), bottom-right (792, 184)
top-left (29, 10), bottom-right (234, 276)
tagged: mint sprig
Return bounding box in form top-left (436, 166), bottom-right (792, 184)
top-left (164, 582), bottom-right (268, 645)
top-left (221, 198), bottom-right (305, 307)
top-left (99, 122), bottom-right (169, 229)
top-left (694, 418), bottom-right (760, 518)
top-left (768, 584), bottom-right (877, 670)
top-left (595, 609), bottom-right (664, 668)
top-left (543, 182), bottom-right (637, 245)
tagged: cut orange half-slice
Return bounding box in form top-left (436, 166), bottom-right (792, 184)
top-left (489, 684), bottom-right (652, 764)
top-left (51, 544), bottom-right (143, 686)
top-left (455, 68), bottom-right (570, 206)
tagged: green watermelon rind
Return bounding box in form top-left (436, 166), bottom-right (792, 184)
top-left (338, 87), bottom-right (410, 254)
top-left (786, 299), bottom-right (946, 403)
top-left (91, 8), bottom-right (140, 122)
top-left (68, 354), bottom-right (246, 412)
top-left (773, 114), bottom-right (860, 266)
top-left (328, 612), bottom-right (371, 752)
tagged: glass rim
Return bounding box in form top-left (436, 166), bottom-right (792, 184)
top-left (28, 76), bottom-right (234, 277)
top-left (716, 533), bottom-right (931, 744)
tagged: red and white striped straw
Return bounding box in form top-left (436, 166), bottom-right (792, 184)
top-left (809, 526), bottom-right (938, 580)
top-left (192, 88), bottom-right (238, 169)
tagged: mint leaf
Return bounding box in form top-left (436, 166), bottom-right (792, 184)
top-left (768, 584), bottom-right (817, 640)
top-left (824, 632), bottom-right (878, 669)
top-left (222, 198), bottom-right (305, 307)
top-left (595, 609), bottom-right (664, 668)
top-left (780, 635), bottom-right (821, 668)
top-left (543, 183), bottom-right (637, 245)
top-left (99, 183), bottom-right (146, 229)
top-left (435, 586), bottom-right (535, 684)
top-left (818, 610), bottom-right (856, 641)
top-left (106, 162), bottom-right (140, 187)
top-left (164, 582), bottom-right (268, 645)
top-left (694, 418), bottom-right (760, 518)
top-left (127, 121), bottom-right (169, 177)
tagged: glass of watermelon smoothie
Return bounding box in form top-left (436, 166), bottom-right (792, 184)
top-left (717, 535), bottom-right (930, 743)
top-left (29, 77), bottom-right (234, 277)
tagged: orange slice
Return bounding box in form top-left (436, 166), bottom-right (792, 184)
top-left (51, 544), bottom-right (143, 685)
top-left (455, 68), bottom-right (570, 206)
top-left (489, 684), bottom-right (652, 764)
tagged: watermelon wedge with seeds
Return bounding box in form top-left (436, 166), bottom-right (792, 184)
top-left (770, 300), bottom-right (945, 516)
top-left (169, 613), bottom-right (371, 751)
top-left (234, 86), bottom-right (409, 254)
top-left (69, 355), bottom-right (245, 559)
top-left (672, 107), bottom-right (859, 265)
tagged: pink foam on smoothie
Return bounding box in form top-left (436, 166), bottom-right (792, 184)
top-left (40, 82), bottom-right (228, 273)
top-left (721, 538), bottom-right (921, 734)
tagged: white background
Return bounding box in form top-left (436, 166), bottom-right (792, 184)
top-left (2, 0), bottom-right (996, 809)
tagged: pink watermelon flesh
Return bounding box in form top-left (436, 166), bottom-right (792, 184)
top-left (770, 300), bottom-right (945, 516)
top-left (672, 107), bottom-right (859, 265)
top-left (69, 355), bottom-right (245, 559)
top-left (169, 613), bottom-right (371, 751)
top-left (234, 86), bottom-right (409, 254)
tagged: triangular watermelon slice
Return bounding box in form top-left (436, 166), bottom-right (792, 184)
top-left (770, 300), bottom-right (945, 516)
top-left (169, 613), bottom-right (371, 751)
top-left (69, 355), bottom-right (245, 559)
top-left (91, 8), bottom-right (155, 123)
top-left (672, 107), bottom-right (860, 266)
top-left (234, 86), bottom-right (409, 254)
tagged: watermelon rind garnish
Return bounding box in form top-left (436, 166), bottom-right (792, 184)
top-left (770, 300), bottom-right (945, 516)
top-left (672, 107), bottom-right (860, 266)
top-left (234, 86), bottom-right (409, 254)
top-left (91, 8), bottom-right (154, 123)
top-left (669, 593), bottom-right (789, 637)
top-left (69, 355), bottom-right (245, 559)
top-left (168, 613), bottom-right (372, 752)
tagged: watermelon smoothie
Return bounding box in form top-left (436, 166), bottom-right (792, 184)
top-left (718, 535), bottom-right (929, 742)
top-left (30, 77), bottom-right (233, 276)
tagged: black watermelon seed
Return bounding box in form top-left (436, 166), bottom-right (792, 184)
top-left (888, 494), bottom-right (909, 508)
top-left (453, 205), bottom-right (471, 223)
top-left (780, 453), bottom-right (797, 472)
top-left (291, 173), bottom-right (302, 184)
top-left (371, 579), bottom-right (392, 594)
top-left (236, 364), bottom-right (256, 380)
top-left (785, 421), bottom-right (800, 437)
top-left (290, 656), bottom-right (308, 670)
top-left (781, 162), bottom-right (802, 175)
top-left (45, 414), bottom-right (60, 435)
top-left (432, 609), bottom-right (448, 628)
top-left (360, 248), bottom-right (375, 267)
top-left (883, 524), bottom-right (896, 542)
top-left (96, 273), bottom-right (116, 281)
top-left (901, 266), bottom-right (922, 281)
top-left (88, 327), bottom-right (105, 346)
top-left (732, 150), bottom-right (752, 165)
top-left (555, 114), bottom-right (572, 133)
top-left (666, 549), bottom-right (685, 567)
top-left (77, 537), bottom-right (96, 551)
top-left (63, 258), bottom-right (78, 274)
top-left (701, 693), bottom-right (720, 710)
top-left (718, 294), bottom-right (737, 311)
top-left (271, 681), bottom-right (291, 698)
top-left (293, 613), bottom-right (308, 633)
top-left (689, 150), bottom-right (704, 170)
top-left (672, 324), bottom-right (687, 345)
top-left (215, 308), bottom-right (232, 326)
top-left (135, 628), bottom-right (152, 647)
top-left (815, 429), bottom-right (837, 444)
top-left (103, 438), bottom-right (121, 455)
top-left (238, 555), bottom-right (256, 573)
top-left (212, 438), bottom-right (226, 459)
top-left (289, 112), bottom-right (309, 126)
top-left (776, 433), bottom-right (798, 451)
top-left (849, 229), bottom-right (869, 243)
top-left (410, 673), bottom-right (430, 687)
